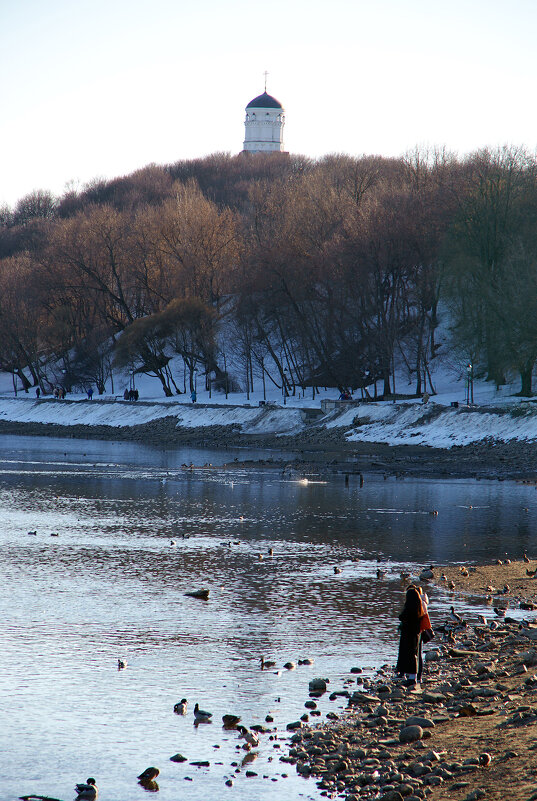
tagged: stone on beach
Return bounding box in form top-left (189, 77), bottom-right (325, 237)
top-left (309, 677), bottom-right (329, 692)
top-left (399, 725), bottom-right (424, 743)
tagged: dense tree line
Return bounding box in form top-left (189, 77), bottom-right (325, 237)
top-left (1, 146), bottom-right (537, 397)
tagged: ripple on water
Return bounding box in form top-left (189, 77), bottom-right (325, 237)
top-left (0, 435), bottom-right (537, 800)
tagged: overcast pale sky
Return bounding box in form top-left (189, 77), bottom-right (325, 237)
top-left (1, 0), bottom-right (536, 207)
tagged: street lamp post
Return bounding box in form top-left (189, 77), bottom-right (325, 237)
top-left (466, 363), bottom-right (473, 405)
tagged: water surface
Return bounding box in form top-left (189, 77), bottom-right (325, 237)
top-left (1, 435), bottom-right (536, 801)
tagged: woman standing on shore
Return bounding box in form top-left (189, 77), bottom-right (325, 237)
top-left (396, 585), bottom-right (428, 687)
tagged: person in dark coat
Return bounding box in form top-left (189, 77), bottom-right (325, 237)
top-left (396, 585), bottom-right (426, 687)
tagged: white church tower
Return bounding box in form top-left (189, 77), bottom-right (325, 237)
top-left (243, 78), bottom-right (285, 153)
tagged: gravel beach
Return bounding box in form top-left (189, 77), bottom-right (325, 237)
top-left (281, 560), bottom-right (537, 801)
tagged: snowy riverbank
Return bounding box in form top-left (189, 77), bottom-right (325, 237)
top-left (1, 395), bottom-right (537, 450)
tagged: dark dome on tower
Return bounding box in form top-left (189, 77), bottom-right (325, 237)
top-left (246, 92), bottom-right (283, 109)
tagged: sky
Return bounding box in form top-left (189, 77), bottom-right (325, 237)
top-left (1, 0), bottom-right (537, 208)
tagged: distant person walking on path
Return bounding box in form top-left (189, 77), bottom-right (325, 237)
top-left (396, 585), bottom-right (428, 688)
top-left (191, 389), bottom-right (197, 403)
top-left (87, 387), bottom-right (93, 400)
top-left (35, 387), bottom-right (40, 398)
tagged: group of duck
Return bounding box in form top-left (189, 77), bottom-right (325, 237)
top-left (173, 699), bottom-right (260, 742)
top-left (68, 697), bottom-right (262, 799)
top-left (260, 655), bottom-right (313, 671)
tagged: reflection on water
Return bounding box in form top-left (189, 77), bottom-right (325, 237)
top-left (1, 435), bottom-right (536, 801)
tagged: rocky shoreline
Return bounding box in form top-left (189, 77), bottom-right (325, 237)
top-left (2, 415), bottom-right (537, 481)
top-left (281, 560), bottom-right (537, 801)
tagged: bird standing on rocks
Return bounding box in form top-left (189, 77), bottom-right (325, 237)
top-left (237, 725), bottom-right (260, 748)
top-left (75, 778), bottom-right (98, 800)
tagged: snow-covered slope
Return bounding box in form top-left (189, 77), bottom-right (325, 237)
top-left (0, 397), bottom-right (307, 437)
top-left (1, 393), bottom-right (537, 448)
top-left (325, 401), bottom-right (537, 448)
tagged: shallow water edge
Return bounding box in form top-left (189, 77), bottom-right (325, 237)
top-left (1, 417), bottom-right (537, 481)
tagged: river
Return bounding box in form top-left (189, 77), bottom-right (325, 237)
top-left (1, 435), bottom-right (536, 801)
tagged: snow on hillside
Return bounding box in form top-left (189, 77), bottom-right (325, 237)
top-left (0, 396), bottom-right (307, 437)
top-left (325, 400), bottom-right (537, 448)
top-left (1, 356), bottom-right (537, 448)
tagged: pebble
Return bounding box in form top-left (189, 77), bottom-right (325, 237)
top-left (379, 792), bottom-right (404, 801)
top-left (399, 725), bottom-right (424, 744)
top-left (309, 678), bottom-right (329, 691)
top-left (404, 716), bottom-right (435, 728)
top-left (465, 790), bottom-right (486, 801)
top-left (169, 753), bottom-right (187, 762)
